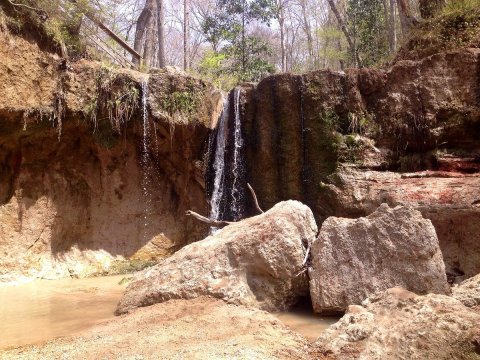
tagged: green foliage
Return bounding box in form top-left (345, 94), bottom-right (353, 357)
top-left (443, 0), bottom-right (480, 13)
top-left (84, 66), bottom-right (140, 143)
top-left (223, 36), bottom-right (275, 82)
top-left (398, 4), bottom-right (480, 60)
top-left (196, 50), bottom-right (238, 90)
top-left (347, 0), bottom-right (390, 67)
top-left (163, 90), bottom-right (199, 117)
top-left (316, 26), bottom-right (348, 65)
top-left (3, 0), bottom-right (92, 55)
top-left (201, 0), bottom-right (276, 83)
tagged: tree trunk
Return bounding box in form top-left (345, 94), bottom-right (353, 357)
top-left (143, 12), bottom-right (156, 68)
top-left (133, 0), bottom-right (155, 66)
top-left (279, 5), bottom-right (286, 72)
top-left (156, 0), bottom-right (166, 68)
top-left (183, 0), bottom-right (190, 70)
top-left (388, 0), bottom-right (396, 52)
top-left (300, 0), bottom-right (314, 66)
top-left (241, 0), bottom-right (246, 75)
top-left (326, 0), bottom-right (362, 67)
top-left (396, 0), bottom-right (417, 36)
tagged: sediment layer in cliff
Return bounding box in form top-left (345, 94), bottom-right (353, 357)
top-left (0, 15), bottom-right (222, 282)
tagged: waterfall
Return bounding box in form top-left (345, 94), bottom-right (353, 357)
top-left (210, 95), bottom-right (229, 223)
top-left (230, 87), bottom-right (244, 221)
top-left (140, 81), bottom-right (151, 233)
top-left (207, 87), bottom-right (246, 228)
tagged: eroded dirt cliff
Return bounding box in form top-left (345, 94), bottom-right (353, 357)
top-left (0, 14), bottom-right (222, 282)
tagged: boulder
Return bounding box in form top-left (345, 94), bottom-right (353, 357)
top-left (309, 204), bottom-right (450, 313)
top-left (312, 287), bottom-right (480, 360)
top-left (319, 167), bottom-right (480, 280)
top-left (453, 273), bottom-right (480, 310)
top-left (116, 200), bottom-right (316, 315)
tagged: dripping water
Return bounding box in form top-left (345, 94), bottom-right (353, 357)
top-left (209, 94), bottom-right (229, 226)
top-left (140, 81), bottom-right (152, 235)
top-left (231, 87), bottom-right (244, 221)
top-left (299, 77), bottom-right (307, 188)
top-left (207, 87), bottom-right (246, 230)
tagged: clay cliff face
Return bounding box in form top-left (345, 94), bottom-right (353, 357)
top-left (0, 21), bottom-right (222, 282)
top-left (241, 48), bottom-right (480, 279)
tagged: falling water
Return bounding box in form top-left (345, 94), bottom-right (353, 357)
top-left (208, 87), bottom-right (246, 227)
top-left (230, 87), bottom-right (244, 221)
top-left (140, 81), bottom-right (151, 233)
top-left (209, 94), bottom-right (229, 223)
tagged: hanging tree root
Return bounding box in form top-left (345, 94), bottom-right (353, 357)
top-left (186, 183), bottom-right (264, 227)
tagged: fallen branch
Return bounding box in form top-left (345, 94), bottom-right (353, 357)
top-left (6, 0), bottom-right (48, 19)
top-left (187, 184), bottom-right (264, 226)
top-left (247, 183), bottom-right (264, 214)
top-left (185, 210), bottom-right (234, 227)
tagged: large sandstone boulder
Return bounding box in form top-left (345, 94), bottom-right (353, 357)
top-left (453, 273), bottom-right (480, 310)
top-left (320, 167), bottom-right (480, 280)
top-left (309, 204), bottom-right (450, 313)
top-left (116, 201), bottom-right (316, 315)
top-left (312, 288), bottom-right (480, 360)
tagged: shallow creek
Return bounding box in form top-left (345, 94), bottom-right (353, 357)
top-left (1, 275), bottom-right (337, 349)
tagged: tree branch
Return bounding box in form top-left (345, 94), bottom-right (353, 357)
top-left (6, 0), bottom-right (48, 19)
top-left (247, 183), bottom-right (264, 214)
top-left (185, 210), bottom-right (234, 227)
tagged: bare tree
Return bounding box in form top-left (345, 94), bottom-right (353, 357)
top-left (133, 0), bottom-right (155, 66)
top-left (326, 0), bottom-right (362, 67)
top-left (273, 0), bottom-right (288, 72)
top-left (184, 0), bottom-right (190, 70)
top-left (157, 0), bottom-right (166, 67)
top-left (396, 0), bottom-right (418, 36)
top-left (388, 0), bottom-right (397, 52)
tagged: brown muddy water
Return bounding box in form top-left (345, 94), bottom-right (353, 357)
top-left (0, 276), bottom-right (338, 349)
top-left (0, 275), bottom-right (127, 349)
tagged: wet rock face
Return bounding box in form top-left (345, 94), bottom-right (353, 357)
top-left (115, 201), bottom-right (316, 315)
top-left (312, 288), bottom-right (480, 360)
top-left (309, 204), bottom-right (450, 314)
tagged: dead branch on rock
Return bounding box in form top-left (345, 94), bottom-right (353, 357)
top-left (185, 210), bottom-right (234, 227)
top-left (186, 183), bottom-right (264, 227)
top-left (247, 183), bottom-right (264, 214)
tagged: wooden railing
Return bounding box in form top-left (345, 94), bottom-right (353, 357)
top-left (59, 1), bottom-right (142, 69)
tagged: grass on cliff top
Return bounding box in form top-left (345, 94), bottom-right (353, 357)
top-left (396, 1), bottom-right (480, 61)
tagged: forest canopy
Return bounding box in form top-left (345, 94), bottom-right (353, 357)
top-left (4, 0), bottom-right (480, 88)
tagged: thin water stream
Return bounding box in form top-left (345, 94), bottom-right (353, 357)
top-left (0, 276), bottom-right (337, 350)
